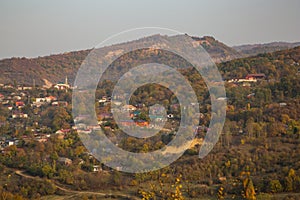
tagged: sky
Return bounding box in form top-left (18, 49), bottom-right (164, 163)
top-left (0, 0), bottom-right (299, 59)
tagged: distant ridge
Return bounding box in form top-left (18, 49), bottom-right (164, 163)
top-left (0, 34), bottom-right (298, 85)
top-left (233, 41), bottom-right (300, 57)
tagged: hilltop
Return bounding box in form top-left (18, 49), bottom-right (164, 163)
top-left (0, 35), bottom-right (299, 86)
top-left (0, 35), bottom-right (244, 86)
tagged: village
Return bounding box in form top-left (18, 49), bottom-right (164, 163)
top-left (0, 70), bottom-right (295, 178)
top-left (0, 72), bottom-right (274, 150)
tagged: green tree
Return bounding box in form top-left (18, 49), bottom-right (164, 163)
top-left (52, 107), bottom-right (71, 130)
top-left (269, 180), bottom-right (283, 193)
top-left (42, 164), bottom-right (55, 178)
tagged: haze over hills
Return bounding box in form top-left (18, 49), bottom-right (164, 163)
top-left (233, 41), bottom-right (300, 57)
top-left (0, 34), bottom-right (299, 86)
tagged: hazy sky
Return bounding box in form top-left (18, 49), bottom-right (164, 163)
top-left (0, 0), bottom-right (299, 59)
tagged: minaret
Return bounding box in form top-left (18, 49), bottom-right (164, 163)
top-left (65, 76), bottom-right (68, 85)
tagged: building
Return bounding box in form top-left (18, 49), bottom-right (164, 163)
top-left (58, 157), bottom-right (72, 166)
top-left (122, 105), bottom-right (137, 112)
top-left (52, 101), bottom-right (68, 107)
top-left (15, 101), bottom-right (25, 108)
top-left (136, 120), bottom-right (149, 127)
top-left (54, 77), bottom-right (70, 90)
top-left (6, 140), bottom-right (15, 146)
top-left (12, 112), bottom-right (28, 119)
top-left (245, 73), bottom-right (266, 80)
top-left (92, 165), bottom-right (102, 172)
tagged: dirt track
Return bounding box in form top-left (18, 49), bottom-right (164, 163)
top-left (15, 170), bottom-right (140, 200)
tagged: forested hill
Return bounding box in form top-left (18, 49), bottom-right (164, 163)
top-left (233, 41), bottom-right (300, 57)
top-left (0, 50), bottom-right (90, 86)
top-left (219, 46), bottom-right (300, 81)
top-left (0, 35), bottom-right (243, 86)
top-left (0, 34), bottom-right (299, 86)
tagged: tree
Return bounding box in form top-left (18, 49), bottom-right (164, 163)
top-left (42, 164), bottom-right (55, 178)
top-left (217, 186), bottom-right (225, 199)
top-left (52, 107), bottom-right (71, 130)
top-left (269, 180), bottom-right (283, 193)
top-left (58, 169), bottom-right (74, 184)
top-left (241, 172), bottom-right (256, 200)
top-left (284, 168), bottom-right (300, 192)
top-left (244, 179), bottom-right (256, 200)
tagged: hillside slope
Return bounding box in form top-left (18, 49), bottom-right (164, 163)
top-left (0, 35), bottom-right (298, 86)
top-left (0, 35), bottom-right (241, 85)
top-left (233, 42), bottom-right (300, 57)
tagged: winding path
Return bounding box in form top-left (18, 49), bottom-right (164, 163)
top-left (15, 170), bottom-right (140, 200)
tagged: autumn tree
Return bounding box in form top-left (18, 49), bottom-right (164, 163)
top-left (241, 172), bottom-right (256, 200)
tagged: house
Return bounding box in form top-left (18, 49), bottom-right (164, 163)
top-left (99, 96), bottom-right (111, 103)
top-left (17, 86), bottom-right (33, 90)
top-left (35, 136), bottom-right (48, 143)
top-left (55, 129), bottom-right (70, 136)
top-left (227, 78), bottom-right (257, 84)
top-left (58, 157), bottom-right (72, 166)
top-left (92, 165), bottom-right (102, 172)
top-left (217, 97), bottom-right (228, 101)
top-left (13, 96), bottom-right (22, 100)
top-left (4, 84), bottom-right (13, 89)
top-left (6, 140), bottom-right (15, 146)
top-left (23, 86), bottom-right (33, 90)
top-left (87, 125), bottom-right (101, 130)
top-left (52, 101), bottom-right (68, 107)
top-left (219, 177), bottom-right (227, 182)
top-left (245, 73), bottom-right (266, 80)
top-left (45, 96), bottom-right (57, 102)
top-left (55, 130), bottom-right (65, 139)
top-left (279, 102), bottom-right (287, 107)
top-left (20, 92), bottom-right (27, 97)
top-left (12, 112), bottom-right (28, 119)
top-left (35, 98), bottom-right (47, 103)
top-left (228, 73), bottom-right (266, 85)
top-left (15, 101), bottom-right (25, 108)
top-left (34, 96), bottom-right (57, 105)
top-left (136, 120), bottom-right (149, 127)
top-left (54, 83), bottom-right (70, 90)
top-left (33, 98), bottom-right (48, 107)
top-left (74, 115), bottom-right (90, 123)
top-left (112, 101), bottom-right (122, 106)
top-left (77, 129), bottom-right (92, 134)
top-left (122, 105), bottom-right (137, 112)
